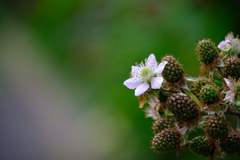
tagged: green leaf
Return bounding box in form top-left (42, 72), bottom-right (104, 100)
top-left (182, 88), bottom-right (201, 106)
top-left (213, 79), bottom-right (223, 87)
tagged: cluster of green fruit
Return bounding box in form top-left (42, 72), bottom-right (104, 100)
top-left (124, 32), bottom-right (240, 159)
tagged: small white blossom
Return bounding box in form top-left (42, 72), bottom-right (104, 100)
top-left (218, 32), bottom-right (240, 53)
top-left (224, 78), bottom-right (237, 102)
top-left (124, 54), bottom-right (168, 96)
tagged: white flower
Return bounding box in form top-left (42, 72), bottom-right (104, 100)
top-left (218, 32), bottom-right (240, 53)
top-left (224, 78), bottom-right (237, 102)
top-left (123, 54), bottom-right (168, 96)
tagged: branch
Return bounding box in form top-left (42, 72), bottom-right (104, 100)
top-left (224, 105), bottom-right (240, 118)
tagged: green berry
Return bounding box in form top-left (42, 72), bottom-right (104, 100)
top-left (192, 77), bottom-right (212, 98)
top-left (222, 58), bottom-right (240, 80)
top-left (190, 136), bottom-right (213, 157)
top-left (205, 117), bottom-right (228, 140)
top-left (152, 129), bottom-right (180, 152)
top-left (162, 55), bottom-right (184, 83)
top-left (199, 85), bottom-right (219, 104)
top-left (167, 94), bottom-right (199, 121)
top-left (196, 39), bottom-right (218, 64)
top-left (152, 118), bottom-right (175, 134)
top-left (220, 132), bottom-right (240, 155)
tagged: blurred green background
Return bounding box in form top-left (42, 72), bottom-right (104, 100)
top-left (0, 0), bottom-right (239, 159)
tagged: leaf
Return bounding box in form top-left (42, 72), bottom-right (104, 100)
top-left (182, 88), bottom-right (201, 106)
top-left (213, 79), bottom-right (223, 87)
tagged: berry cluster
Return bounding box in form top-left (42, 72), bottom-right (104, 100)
top-left (152, 129), bottom-right (180, 152)
top-left (124, 32), bottom-right (240, 159)
top-left (220, 132), bottom-right (240, 156)
top-left (192, 77), bottom-right (212, 97)
top-left (222, 58), bottom-right (240, 80)
top-left (167, 94), bottom-right (199, 122)
top-left (200, 85), bottom-right (220, 105)
top-left (205, 117), bottom-right (228, 140)
top-left (162, 55), bottom-right (184, 83)
top-left (152, 118), bottom-right (175, 134)
top-left (196, 39), bottom-right (218, 65)
top-left (190, 136), bottom-right (213, 157)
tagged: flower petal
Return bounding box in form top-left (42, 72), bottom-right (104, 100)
top-left (123, 78), bottom-right (142, 89)
top-left (218, 40), bottom-right (231, 51)
top-left (146, 54), bottom-right (158, 70)
top-left (151, 77), bottom-right (163, 89)
top-left (225, 32), bottom-right (234, 41)
top-left (223, 78), bottom-right (231, 88)
top-left (229, 91), bottom-right (235, 102)
top-left (131, 66), bottom-right (141, 77)
top-left (135, 82), bottom-right (149, 96)
top-left (155, 61), bottom-right (168, 75)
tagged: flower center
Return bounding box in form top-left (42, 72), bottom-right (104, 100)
top-left (140, 67), bottom-right (151, 77)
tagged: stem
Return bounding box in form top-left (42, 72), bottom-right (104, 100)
top-left (160, 89), bottom-right (180, 94)
top-left (224, 105), bottom-right (240, 131)
top-left (224, 105), bottom-right (240, 118)
top-left (237, 118), bottom-right (240, 132)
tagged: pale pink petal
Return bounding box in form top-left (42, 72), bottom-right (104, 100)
top-left (155, 61), bottom-right (168, 75)
top-left (123, 78), bottom-right (142, 89)
top-left (223, 91), bottom-right (235, 103)
top-left (229, 90), bottom-right (235, 102)
top-left (223, 78), bottom-right (231, 88)
top-left (218, 40), bottom-right (231, 51)
top-left (131, 66), bottom-right (141, 77)
top-left (151, 77), bottom-right (163, 89)
top-left (135, 82), bottom-right (149, 96)
top-left (225, 32), bottom-right (234, 41)
top-left (146, 54), bottom-right (158, 69)
top-left (181, 82), bottom-right (190, 90)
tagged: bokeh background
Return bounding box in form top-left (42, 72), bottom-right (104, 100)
top-left (0, 0), bottom-right (240, 160)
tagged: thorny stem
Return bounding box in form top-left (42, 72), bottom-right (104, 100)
top-left (224, 105), bottom-right (240, 118)
top-left (224, 105), bottom-right (240, 131)
top-left (160, 89), bottom-right (180, 94)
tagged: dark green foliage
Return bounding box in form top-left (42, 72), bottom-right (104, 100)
top-left (196, 39), bottom-right (218, 64)
top-left (190, 136), bottom-right (213, 157)
top-left (167, 94), bottom-right (199, 121)
top-left (159, 90), bottom-right (168, 103)
top-left (192, 77), bottom-right (212, 98)
top-left (162, 55), bottom-right (184, 83)
top-left (205, 117), bottom-right (228, 140)
top-left (222, 58), bottom-right (240, 80)
top-left (152, 129), bottom-right (180, 152)
top-left (200, 85), bottom-right (219, 104)
top-left (220, 132), bottom-right (240, 155)
top-left (152, 118), bottom-right (175, 134)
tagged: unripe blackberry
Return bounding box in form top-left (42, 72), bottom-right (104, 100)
top-left (190, 136), bottom-right (213, 157)
top-left (152, 118), bottom-right (175, 134)
top-left (196, 39), bottom-right (218, 64)
top-left (205, 117), bottom-right (228, 140)
top-left (192, 77), bottom-right (212, 97)
top-left (200, 85), bottom-right (219, 105)
top-left (167, 94), bottom-right (199, 121)
top-left (222, 58), bottom-right (240, 80)
top-left (162, 55), bottom-right (184, 83)
top-left (152, 129), bottom-right (180, 152)
top-left (220, 132), bottom-right (240, 155)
